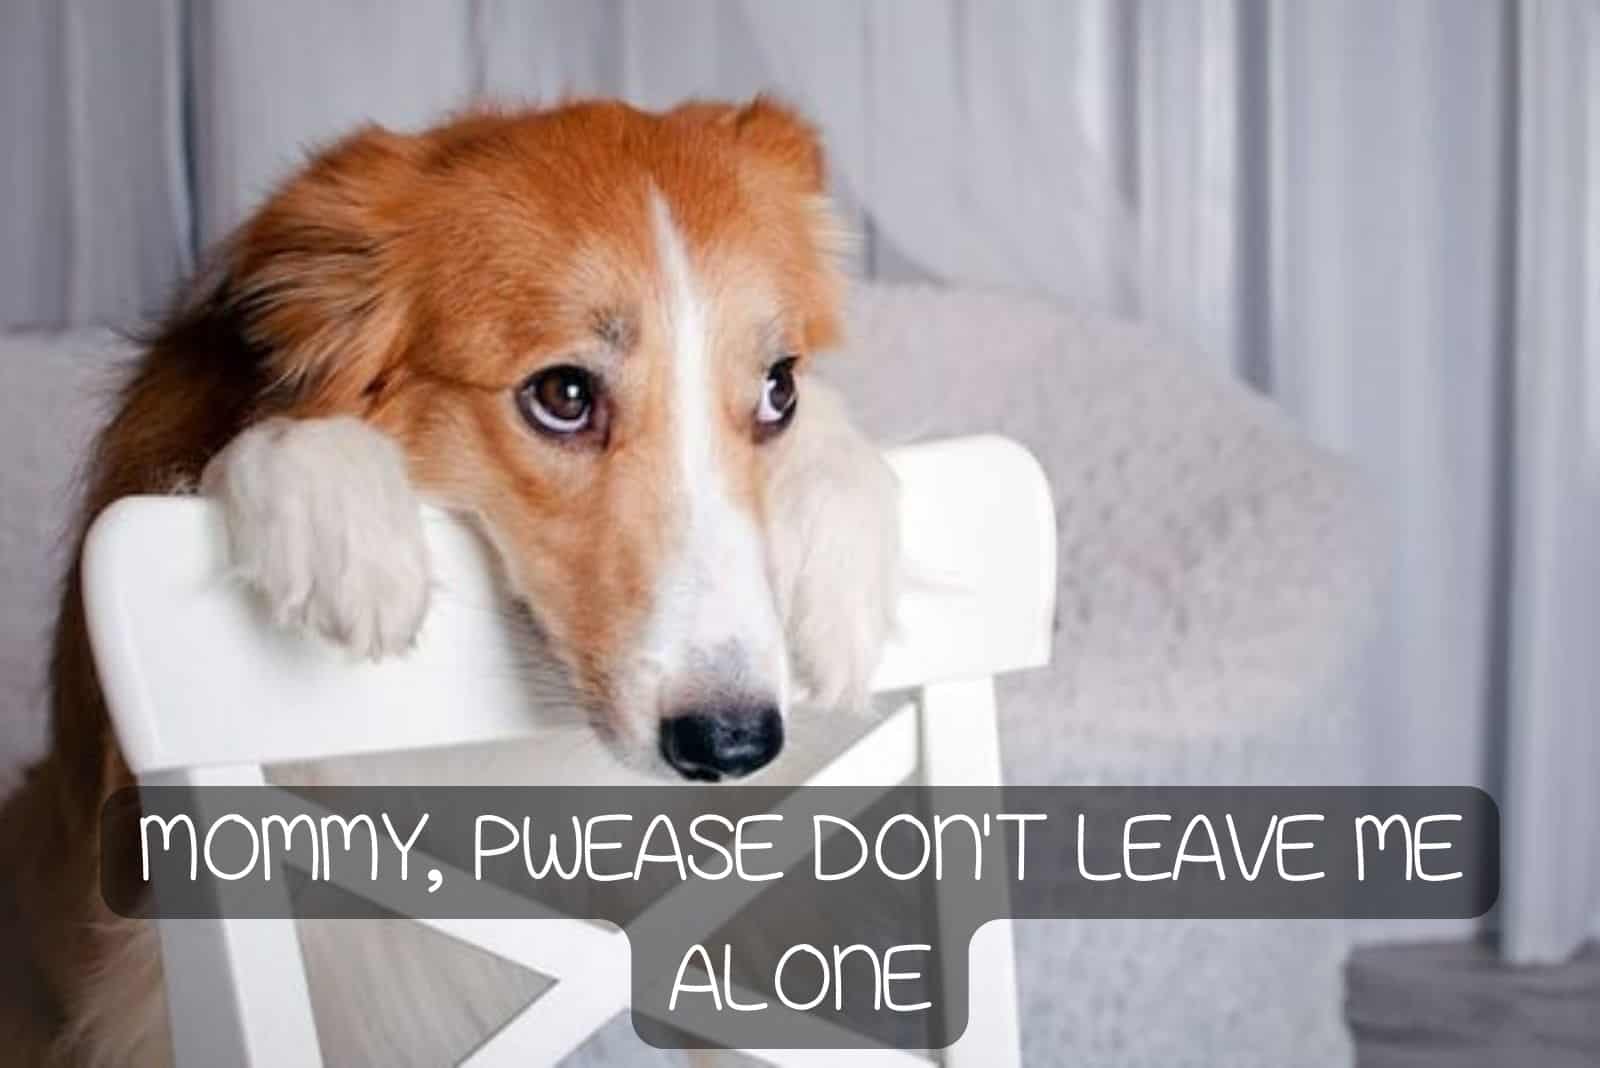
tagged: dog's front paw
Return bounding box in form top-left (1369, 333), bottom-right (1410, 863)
top-left (201, 416), bottom-right (430, 659)
top-left (769, 381), bottom-right (900, 713)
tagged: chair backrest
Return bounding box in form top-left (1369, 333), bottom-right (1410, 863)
top-left (82, 433), bottom-right (1055, 1067)
top-left (85, 435), bottom-right (1054, 778)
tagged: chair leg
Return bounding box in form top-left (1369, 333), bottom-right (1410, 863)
top-left (919, 677), bottom-right (1021, 1068)
top-left (144, 764), bottom-right (322, 1068)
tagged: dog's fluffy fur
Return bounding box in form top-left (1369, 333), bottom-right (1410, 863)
top-left (0, 97), bottom-right (898, 1065)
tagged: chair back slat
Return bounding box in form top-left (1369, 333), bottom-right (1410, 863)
top-left (85, 436), bottom-right (1055, 775)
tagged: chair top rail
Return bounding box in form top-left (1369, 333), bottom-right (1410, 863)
top-left (84, 435), bottom-right (1055, 775)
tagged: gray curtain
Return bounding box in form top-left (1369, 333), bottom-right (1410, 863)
top-left (2, 0), bottom-right (1595, 963)
top-left (0, 0), bottom-right (190, 327)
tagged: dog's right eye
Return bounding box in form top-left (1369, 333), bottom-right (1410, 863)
top-left (517, 366), bottom-right (596, 436)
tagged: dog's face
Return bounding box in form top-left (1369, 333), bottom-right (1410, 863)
top-left (228, 99), bottom-right (853, 779)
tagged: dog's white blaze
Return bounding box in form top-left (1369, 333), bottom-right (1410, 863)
top-left (648, 191), bottom-right (787, 711)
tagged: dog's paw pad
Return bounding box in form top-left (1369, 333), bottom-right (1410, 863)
top-left (202, 417), bottom-right (431, 660)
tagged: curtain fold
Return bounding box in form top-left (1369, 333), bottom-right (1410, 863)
top-left (1500, 0), bottom-right (1600, 965)
top-left (190, 0), bottom-right (478, 244)
top-left (1266, 0), bottom-right (1511, 807)
top-left (0, 0), bottom-right (1593, 960)
top-left (0, 0), bottom-right (191, 328)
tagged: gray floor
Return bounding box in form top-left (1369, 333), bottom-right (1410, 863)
top-left (1347, 940), bottom-right (1600, 1067)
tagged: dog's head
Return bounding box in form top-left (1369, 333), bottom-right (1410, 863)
top-left (222, 98), bottom-right (889, 780)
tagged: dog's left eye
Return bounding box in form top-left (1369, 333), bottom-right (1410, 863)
top-left (517, 366), bottom-right (596, 436)
top-left (756, 357), bottom-right (799, 432)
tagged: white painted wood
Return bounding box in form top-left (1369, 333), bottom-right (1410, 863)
top-left (940, 922), bottom-right (1022, 1068)
top-left (81, 436), bottom-right (1053, 1065)
top-left (918, 677), bottom-right (1022, 1068)
top-left (460, 932), bottom-right (632, 1068)
top-left (144, 763), bottom-right (323, 1068)
top-left (918, 677), bottom-right (1006, 788)
top-left (871, 437), bottom-right (1055, 693)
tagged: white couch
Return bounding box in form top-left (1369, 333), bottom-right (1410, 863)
top-left (0, 283), bottom-right (1374, 1065)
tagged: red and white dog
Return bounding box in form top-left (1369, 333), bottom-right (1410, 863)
top-left (0, 97), bottom-right (897, 1065)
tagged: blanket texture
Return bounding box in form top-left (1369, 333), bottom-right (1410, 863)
top-left (838, 285), bottom-right (1374, 1066)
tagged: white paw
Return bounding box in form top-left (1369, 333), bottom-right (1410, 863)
top-left (769, 381), bottom-right (900, 712)
top-left (201, 416), bottom-right (431, 659)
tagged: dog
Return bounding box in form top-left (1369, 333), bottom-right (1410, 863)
top-left (0, 97), bottom-right (899, 1065)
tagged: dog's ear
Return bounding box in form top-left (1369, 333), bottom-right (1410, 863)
top-left (671, 95), bottom-right (827, 193)
top-left (672, 97), bottom-right (849, 353)
top-left (731, 96), bottom-right (828, 193)
top-left (226, 125), bottom-right (423, 412)
top-left (735, 98), bottom-right (850, 351)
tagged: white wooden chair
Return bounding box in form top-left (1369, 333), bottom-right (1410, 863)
top-left (83, 434), bottom-right (1056, 1067)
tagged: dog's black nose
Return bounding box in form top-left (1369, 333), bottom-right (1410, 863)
top-left (660, 705), bottom-right (783, 781)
